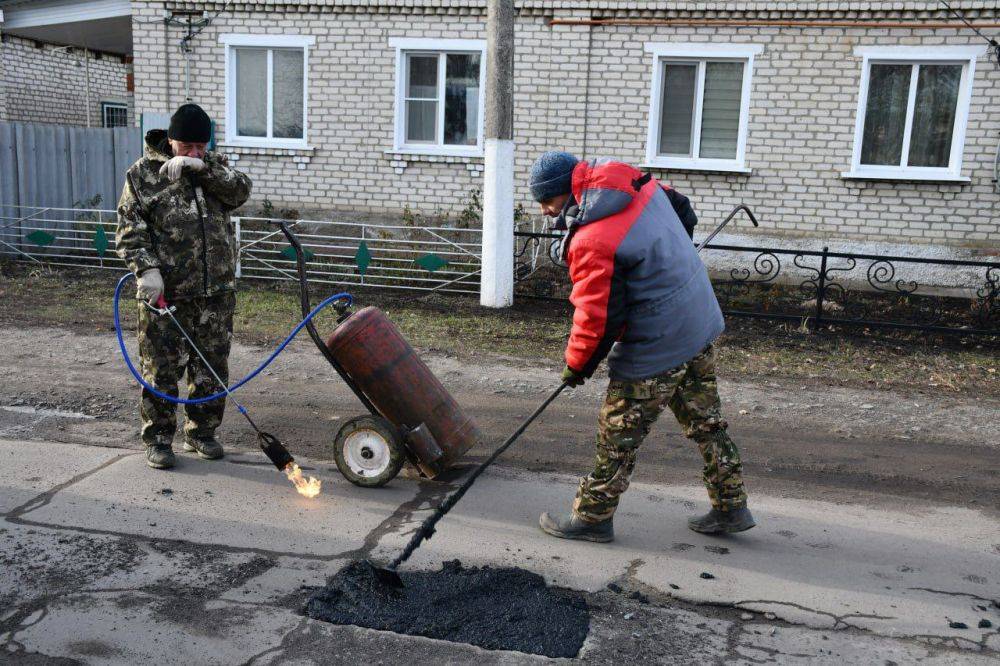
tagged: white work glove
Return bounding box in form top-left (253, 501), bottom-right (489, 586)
top-left (136, 268), bottom-right (164, 304)
top-left (159, 156), bottom-right (205, 182)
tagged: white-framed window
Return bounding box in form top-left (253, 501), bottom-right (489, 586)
top-left (219, 34), bottom-right (314, 149)
top-left (389, 38), bottom-right (486, 157)
top-left (643, 43), bottom-right (762, 173)
top-left (102, 102), bottom-right (128, 128)
top-left (844, 46), bottom-right (984, 182)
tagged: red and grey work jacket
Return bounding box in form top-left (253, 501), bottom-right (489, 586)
top-left (563, 158), bottom-right (725, 381)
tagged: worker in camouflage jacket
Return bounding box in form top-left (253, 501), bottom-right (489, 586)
top-left (528, 151), bottom-right (755, 542)
top-left (116, 103), bottom-right (252, 469)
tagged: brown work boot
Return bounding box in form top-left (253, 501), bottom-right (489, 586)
top-left (183, 436), bottom-right (224, 460)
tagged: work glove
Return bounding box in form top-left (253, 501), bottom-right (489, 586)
top-left (159, 156), bottom-right (205, 182)
top-left (136, 268), bottom-right (164, 304)
top-left (561, 365), bottom-right (585, 388)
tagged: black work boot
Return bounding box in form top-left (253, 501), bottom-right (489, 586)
top-left (539, 512), bottom-right (614, 543)
top-left (145, 443), bottom-right (176, 470)
top-left (183, 436), bottom-right (224, 460)
top-left (688, 506), bottom-right (756, 535)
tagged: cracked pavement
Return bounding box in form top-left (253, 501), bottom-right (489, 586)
top-left (1, 438), bottom-right (998, 664)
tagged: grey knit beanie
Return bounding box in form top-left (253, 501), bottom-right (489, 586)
top-left (529, 151), bottom-right (579, 202)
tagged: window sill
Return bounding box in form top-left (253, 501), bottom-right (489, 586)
top-left (641, 162), bottom-right (752, 176)
top-left (840, 171), bottom-right (971, 184)
top-left (386, 148), bottom-right (484, 161)
top-left (219, 143), bottom-right (314, 169)
top-left (385, 150), bottom-right (484, 176)
top-left (219, 141), bottom-right (314, 154)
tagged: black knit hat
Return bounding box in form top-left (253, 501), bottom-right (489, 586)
top-left (168, 103), bottom-right (212, 143)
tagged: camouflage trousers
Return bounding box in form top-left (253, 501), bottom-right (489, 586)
top-left (136, 291), bottom-right (235, 446)
top-left (573, 345), bottom-right (747, 522)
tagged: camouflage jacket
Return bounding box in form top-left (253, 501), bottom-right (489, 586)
top-left (116, 129), bottom-right (252, 300)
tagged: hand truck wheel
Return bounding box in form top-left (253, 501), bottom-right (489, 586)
top-left (333, 415), bottom-right (406, 488)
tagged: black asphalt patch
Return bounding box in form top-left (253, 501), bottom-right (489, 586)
top-left (303, 559), bottom-right (589, 658)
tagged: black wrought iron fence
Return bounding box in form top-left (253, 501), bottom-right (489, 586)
top-left (513, 230), bottom-right (999, 336)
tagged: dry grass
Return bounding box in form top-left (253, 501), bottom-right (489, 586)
top-left (2, 260), bottom-right (996, 398)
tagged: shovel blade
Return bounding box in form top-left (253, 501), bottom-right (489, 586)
top-left (366, 559), bottom-right (404, 589)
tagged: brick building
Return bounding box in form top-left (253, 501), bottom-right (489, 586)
top-left (0, 0), bottom-right (134, 127)
top-left (91, 2), bottom-right (1000, 248)
top-left (0, 34), bottom-right (133, 127)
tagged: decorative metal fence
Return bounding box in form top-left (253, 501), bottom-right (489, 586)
top-left (0, 204), bottom-right (120, 270)
top-left (235, 216), bottom-right (482, 295)
top-left (3, 203), bottom-right (996, 335)
top-left (0, 206), bottom-right (482, 295)
top-left (514, 226), bottom-right (1000, 336)
top-left (513, 218), bottom-right (564, 286)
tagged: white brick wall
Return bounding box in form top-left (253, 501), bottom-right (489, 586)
top-left (0, 35), bottom-right (134, 127)
top-left (131, 3), bottom-right (1000, 248)
top-left (612, 25), bottom-right (1000, 247)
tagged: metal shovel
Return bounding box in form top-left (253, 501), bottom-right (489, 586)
top-left (367, 382), bottom-right (569, 589)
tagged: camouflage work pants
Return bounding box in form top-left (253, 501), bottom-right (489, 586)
top-left (573, 345), bottom-right (747, 522)
top-left (136, 291), bottom-right (235, 446)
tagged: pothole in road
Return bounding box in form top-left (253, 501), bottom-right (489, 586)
top-left (303, 559), bottom-right (589, 658)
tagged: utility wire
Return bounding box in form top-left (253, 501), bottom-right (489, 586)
top-left (937, 0), bottom-right (1000, 68)
top-left (178, 0), bottom-right (235, 50)
top-left (132, 1), bottom-right (235, 48)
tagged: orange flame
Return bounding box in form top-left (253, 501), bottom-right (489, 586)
top-left (283, 462), bottom-right (321, 498)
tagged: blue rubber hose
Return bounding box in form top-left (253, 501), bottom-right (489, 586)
top-left (114, 273), bottom-right (352, 406)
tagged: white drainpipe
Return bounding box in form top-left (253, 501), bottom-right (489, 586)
top-left (84, 47), bottom-right (91, 128)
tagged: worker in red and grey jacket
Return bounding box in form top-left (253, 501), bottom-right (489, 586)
top-left (529, 151), bottom-right (754, 542)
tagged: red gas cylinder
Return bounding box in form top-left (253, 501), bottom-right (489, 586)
top-left (325, 306), bottom-right (481, 477)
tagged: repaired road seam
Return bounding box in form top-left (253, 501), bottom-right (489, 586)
top-left (3, 453), bottom-right (133, 520)
top-left (4, 452), bottom-right (458, 564)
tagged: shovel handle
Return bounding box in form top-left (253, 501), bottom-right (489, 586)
top-left (389, 381), bottom-right (569, 570)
